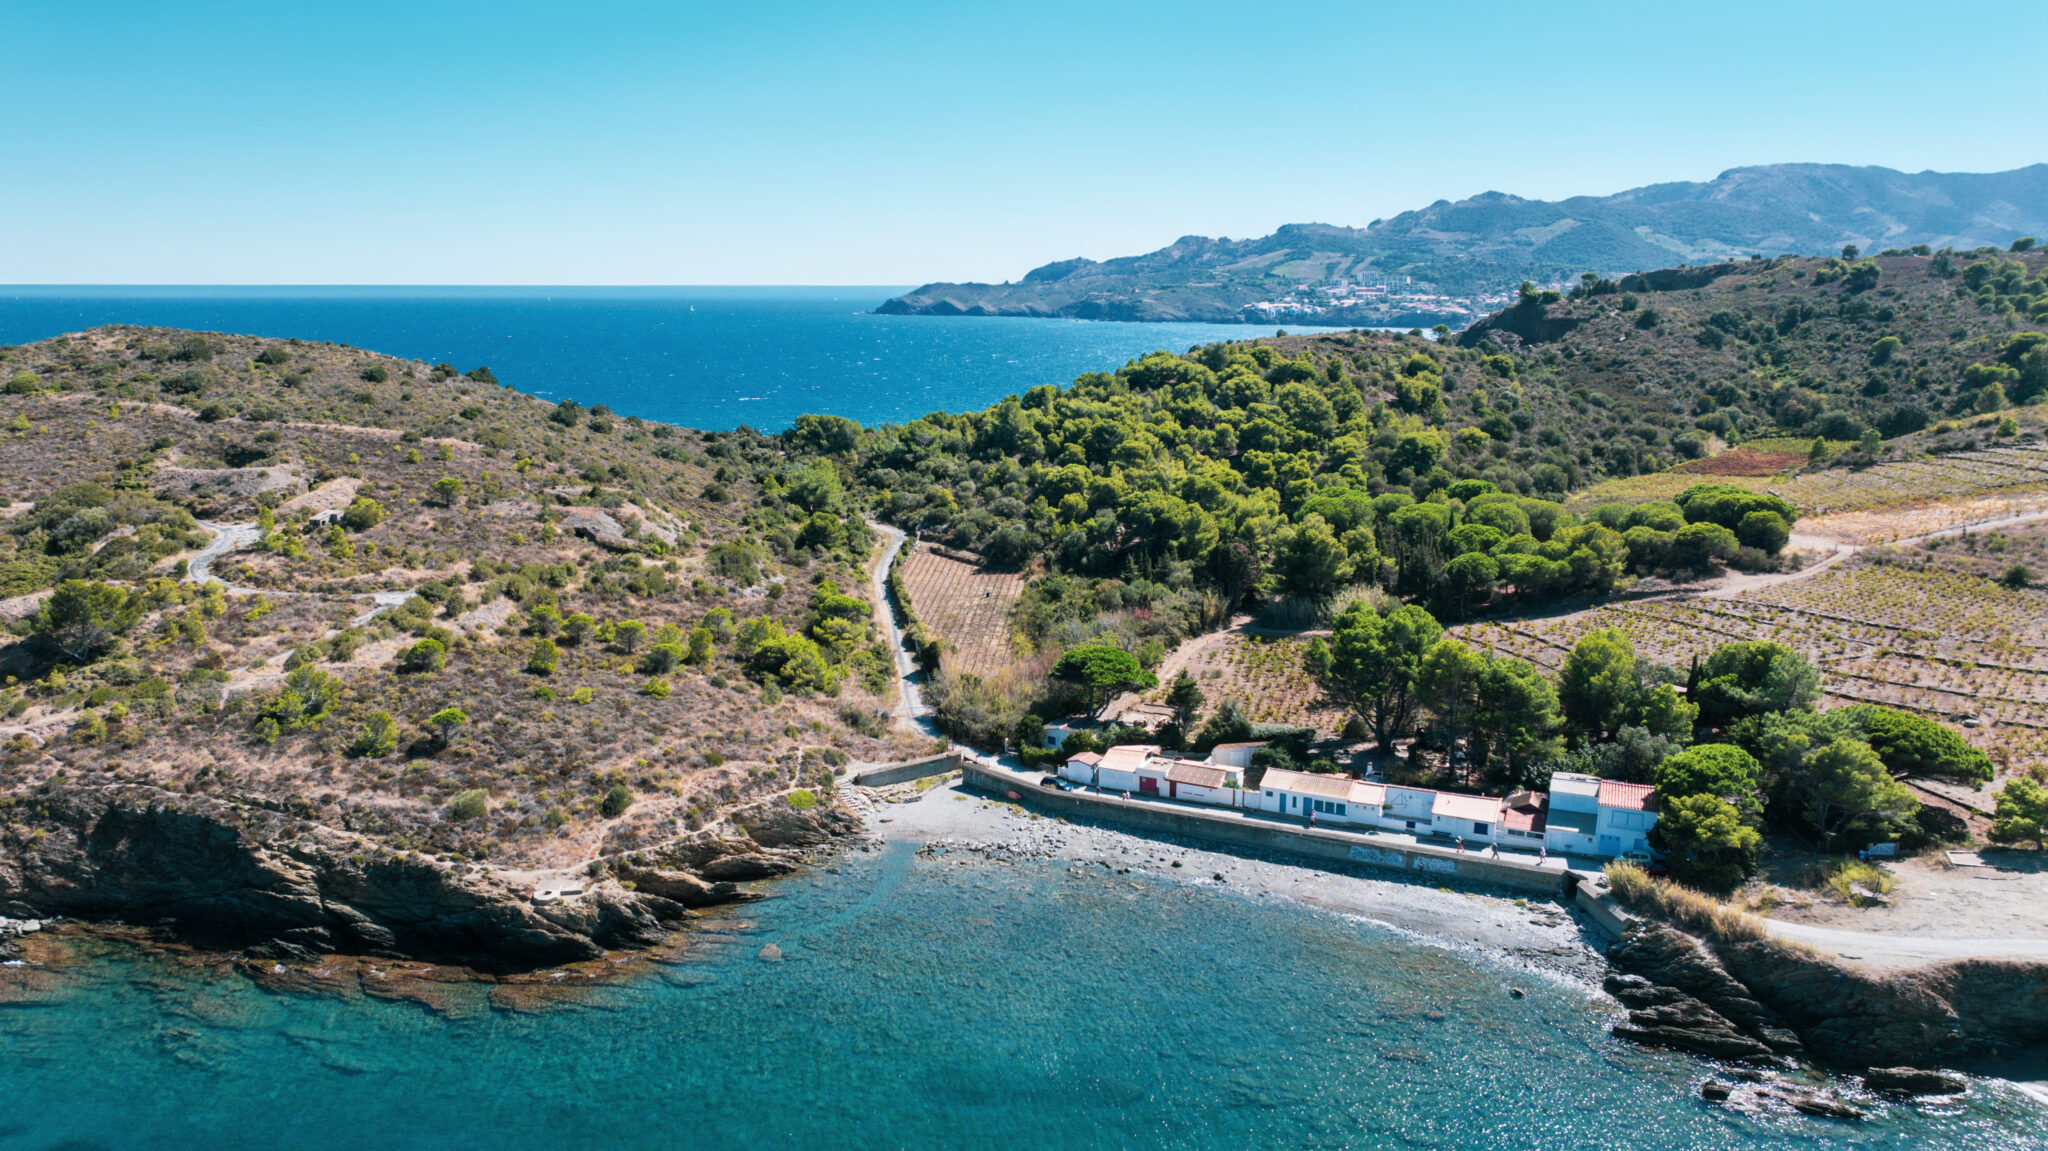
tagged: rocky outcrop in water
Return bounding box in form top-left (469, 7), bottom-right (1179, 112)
top-left (0, 785), bottom-right (856, 971)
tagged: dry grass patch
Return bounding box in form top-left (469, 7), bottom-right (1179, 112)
top-left (1604, 861), bottom-right (1768, 942)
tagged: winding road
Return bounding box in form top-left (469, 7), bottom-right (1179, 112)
top-left (185, 520), bottom-right (417, 624)
top-left (866, 522), bottom-right (939, 737)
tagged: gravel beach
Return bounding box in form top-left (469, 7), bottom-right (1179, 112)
top-left (840, 774), bottom-right (1613, 987)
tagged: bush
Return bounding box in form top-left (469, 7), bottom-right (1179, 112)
top-left (787, 788), bottom-right (818, 810)
top-left (641, 677), bottom-right (671, 698)
top-left (350, 710), bottom-right (400, 757)
top-left (360, 364), bottom-right (390, 383)
top-left (446, 789), bottom-right (489, 821)
top-left (401, 637), bottom-right (446, 673)
top-left (527, 638), bottom-right (559, 675)
top-left (341, 496), bottom-right (387, 531)
top-left (641, 642), bottom-right (683, 674)
top-left (599, 784), bottom-right (633, 818)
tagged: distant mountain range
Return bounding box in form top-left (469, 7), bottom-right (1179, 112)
top-left (878, 163), bottom-right (2048, 325)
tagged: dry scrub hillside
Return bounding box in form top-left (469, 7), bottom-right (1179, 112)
top-left (0, 327), bottom-right (926, 874)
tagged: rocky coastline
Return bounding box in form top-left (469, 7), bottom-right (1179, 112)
top-left (0, 782), bottom-right (860, 973)
top-left (1597, 918), bottom-right (2047, 1102)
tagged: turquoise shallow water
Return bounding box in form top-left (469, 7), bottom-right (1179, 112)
top-left (3, 844), bottom-right (2041, 1150)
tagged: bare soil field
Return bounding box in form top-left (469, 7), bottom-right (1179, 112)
top-left (1673, 448), bottom-right (1806, 476)
top-left (896, 545), bottom-right (1026, 679)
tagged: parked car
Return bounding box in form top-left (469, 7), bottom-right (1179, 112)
top-left (1622, 848), bottom-right (1669, 876)
top-left (1039, 775), bottom-right (1066, 790)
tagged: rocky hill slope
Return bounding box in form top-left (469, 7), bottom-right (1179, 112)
top-left (0, 326), bottom-right (923, 967)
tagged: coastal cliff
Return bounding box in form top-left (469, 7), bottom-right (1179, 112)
top-left (0, 785), bottom-right (859, 971)
top-left (1607, 922), bottom-right (2048, 1069)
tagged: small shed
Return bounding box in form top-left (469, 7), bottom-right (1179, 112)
top-left (1207, 742), bottom-right (1267, 769)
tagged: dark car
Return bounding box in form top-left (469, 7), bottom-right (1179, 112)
top-left (1039, 775), bottom-right (1074, 791)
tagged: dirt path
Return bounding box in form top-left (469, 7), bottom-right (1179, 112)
top-left (185, 521), bottom-right (418, 626)
top-left (1762, 919), bottom-right (2048, 969)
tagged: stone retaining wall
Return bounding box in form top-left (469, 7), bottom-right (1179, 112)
top-left (961, 763), bottom-right (1565, 896)
top-left (851, 752), bottom-right (963, 788)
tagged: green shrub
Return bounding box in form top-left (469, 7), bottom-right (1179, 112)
top-left (350, 710), bottom-right (400, 757)
top-left (787, 788), bottom-right (818, 811)
top-left (527, 638), bottom-right (559, 675)
top-left (599, 784), bottom-right (633, 818)
top-left (641, 677), bottom-right (671, 698)
top-left (341, 496), bottom-right (386, 531)
top-left (446, 789), bottom-right (489, 821)
top-left (401, 637), bottom-right (447, 673)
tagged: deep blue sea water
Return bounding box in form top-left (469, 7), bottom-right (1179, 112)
top-left (4, 844), bottom-right (2041, 1151)
top-left (0, 287), bottom-right (1355, 432)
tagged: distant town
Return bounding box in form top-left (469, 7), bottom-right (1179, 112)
top-left (1242, 275), bottom-right (1534, 326)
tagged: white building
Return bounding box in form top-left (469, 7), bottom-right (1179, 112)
top-left (1594, 779), bottom-right (1659, 858)
top-left (1544, 772), bottom-right (1659, 859)
top-left (1206, 742), bottom-right (1267, 769)
top-left (1499, 790), bottom-right (1549, 851)
top-left (1430, 791), bottom-right (1506, 845)
top-left (1544, 773), bottom-right (1602, 855)
top-left (1377, 785), bottom-right (1438, 834)
top-left (1256, 767), bottom-right (1385, 827)
top-left (1060, 745), bottom-right (1158, 793)
top-left (1163, 760), bottom-right (1241, 805)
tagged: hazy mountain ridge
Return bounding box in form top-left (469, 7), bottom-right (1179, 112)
top-left (879, 163), bottom-right (2048, 324)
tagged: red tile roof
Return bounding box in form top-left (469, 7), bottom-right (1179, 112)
top-left (1502, 796), bottom-right (1547, 834)
top-left (1597, 780), bottom-right (1657, 811)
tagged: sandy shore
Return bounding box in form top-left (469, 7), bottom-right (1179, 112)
top-left (840, 775), bottom-right (1613, 988)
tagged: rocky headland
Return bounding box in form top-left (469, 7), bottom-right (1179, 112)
top-left (0, 782), bottom-right (860, 972)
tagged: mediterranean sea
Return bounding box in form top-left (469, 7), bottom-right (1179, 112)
top-left (3, 843), bottom-right (2040, 1150)
top-left (0, 287), bottom-right (1354, 432)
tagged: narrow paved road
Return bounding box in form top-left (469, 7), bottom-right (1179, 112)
top-left (866, 521), bottom-right (939, 738)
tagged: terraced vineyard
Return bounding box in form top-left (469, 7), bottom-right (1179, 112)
top-left (1155, 632), bottom-right (1351, 734)
top-left (1451, 559), bottom-right (2048, 768)
top-left (896, 545), bottom-right (1028, 679)
top-left (1566, 428), bottom-right (2048, 523)
top-left (1774, 441), bottom-right (2048, 516)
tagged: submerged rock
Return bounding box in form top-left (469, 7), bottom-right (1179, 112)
top-left (1778, 1087), bottom-right (1864, 1120)
top-left (1700, 1080), bottom-right (1732, 1102)
top-left (1863, 1066), bottom-right (1968, 1096)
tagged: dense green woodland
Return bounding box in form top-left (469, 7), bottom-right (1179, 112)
top-left (779, 245), bottom-right (2048, 878)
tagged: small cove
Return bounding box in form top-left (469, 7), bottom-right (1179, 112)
top-left (4, 843), bottom-right (2042, 1151)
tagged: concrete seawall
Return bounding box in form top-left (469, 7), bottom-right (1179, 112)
top-left (851, 753), bottom-right (962, 788)
top-left (960, 763), bottom-right (1566, 896)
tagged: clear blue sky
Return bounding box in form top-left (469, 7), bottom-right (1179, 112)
top-left (4, 0), bottom-right (2042, 285)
